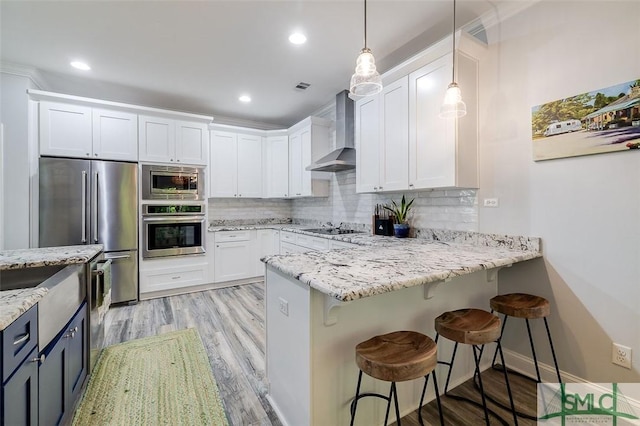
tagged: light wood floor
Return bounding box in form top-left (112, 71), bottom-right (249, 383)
top-left (104, 283), bottom-right (538, 426)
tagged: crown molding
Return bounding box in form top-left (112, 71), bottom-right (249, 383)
top-left (0, 62), bottom-right (47, 89)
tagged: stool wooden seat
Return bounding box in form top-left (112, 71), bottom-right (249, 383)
top-left (489, 293), bottom-right (561, 384)
top-left (435, 308), bottom-right (518, 425)
top-left (435, 308), bottom-right (501, 345)
top-left (350, 331), bottom-right (443, 426)
top-left (356, 331), bottom-right (438, 382)
top-left (490, 293), bottom-right (550, 319)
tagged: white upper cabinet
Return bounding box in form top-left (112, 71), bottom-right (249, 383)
top-left (40, 102), bottom-right (137, 161)
top-left (92, 108), bottom-right (138, 161)
top-left (209, 130), bottom-right (263, 198)
top-left (355, 77), bottom-right (409, 193)
top-left (288, 117), bottom-right (330, 198)
top-left (356, 35), bottom-right (480, 193)
top-left (264, 135), bottom-right (289, 198)
top-left (139, 116), bottom-right (208, 165)
top-left (408, 52), bottom-right (478, 189)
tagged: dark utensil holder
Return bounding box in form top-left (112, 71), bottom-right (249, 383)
top-left (375, 219), bottom-right (395, 236)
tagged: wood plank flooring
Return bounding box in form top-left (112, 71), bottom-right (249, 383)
top-left (104, 283), bottom-right (538, 426)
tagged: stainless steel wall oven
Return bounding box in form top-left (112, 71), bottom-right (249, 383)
top-left (141, 204), bottom-right (206, 258)
top-left (141, 164), bottom-right (205, 201)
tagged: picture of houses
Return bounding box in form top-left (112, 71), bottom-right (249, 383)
top-left (532, 78), bottom-right (640, 161)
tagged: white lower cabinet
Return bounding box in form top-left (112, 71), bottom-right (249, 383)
top-left (214, 230), bottom-right (258, 283)
top-left (139, 255), bottom-right (209, 297)
top-left (280, 231), bottom-right (355, 253)
top-left (256, 229), bottom-right (279, 276)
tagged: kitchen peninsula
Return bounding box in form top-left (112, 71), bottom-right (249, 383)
top-left (262, 231), bottom-right (541, 426)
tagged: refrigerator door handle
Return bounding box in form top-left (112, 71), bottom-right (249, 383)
top-left (93, 171), bottom-right (99, 243)
top-left (106, 253), bottom-right (131, 260)
top-left (81, 171), bottom-right (87, 243)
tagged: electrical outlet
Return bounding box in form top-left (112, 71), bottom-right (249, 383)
top-left (278, 297), bottom-right (289, 316)
top-left (612, 343), bottom-right (632, 369)
top-left (483, 198), bottom-right (499, 208)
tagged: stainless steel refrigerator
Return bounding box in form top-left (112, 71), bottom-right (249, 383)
top-left (39, 157), bottom-right (138, 303)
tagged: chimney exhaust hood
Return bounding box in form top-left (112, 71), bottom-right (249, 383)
top-left (306, 90), bottom-right (356, 172)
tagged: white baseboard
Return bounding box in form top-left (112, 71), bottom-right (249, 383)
top-left (502, 348), bottom-right (579, 383)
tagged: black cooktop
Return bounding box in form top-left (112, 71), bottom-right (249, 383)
top-left (303, 228), bottom-right (363, 235)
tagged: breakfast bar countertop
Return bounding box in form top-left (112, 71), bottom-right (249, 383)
top-left (262, 235), bottom-right (542, 302)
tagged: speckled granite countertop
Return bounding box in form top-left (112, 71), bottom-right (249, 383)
top-left (0, 245), bottom-right (103, 331)
top-left (262, 235), bottom-right (541, 302)
top-left (0, 245), bottom-right (103, 270)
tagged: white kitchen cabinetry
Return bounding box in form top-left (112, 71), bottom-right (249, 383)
top-left (288, 117), bottom-right (330, 198)
top-left (256, 229), bottom-right (280, 276)
top-left (139, 255), bottom-right (209, 297)
top-left (329, 240), bottom-right (358, 250)
top-left (264, 135), bottom-right (289, 198)
top-left (280, 231), bottom-right (338, 253)
top-left (139, 115), bottom-right (208, 165)
top-left (214, 230), bottom-right (258, 282)
top-left (39, 102), bottom-right (137, 161)
top-left (408, 52), bottom-right (478, 189)
top-left (209, 130), bottom-right (263, 198)
top-left (355, 77), bottom-right (409, 193)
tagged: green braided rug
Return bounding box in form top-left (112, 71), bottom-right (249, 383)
top-left (73, 328), bottom-right (229, 426)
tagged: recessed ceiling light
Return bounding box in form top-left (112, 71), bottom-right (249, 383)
top-left (70, 61), bottom-right (91, 71)
top-left (288, 32), bottom-right (307, 45)
top-left (239, 95), bottom-right (251, 103)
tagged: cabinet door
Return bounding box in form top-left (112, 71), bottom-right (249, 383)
top-left (264, 136), bottom-right (289, 198)
top-left (256, 229), bottom-right (275, 276)
top-left (40, 101), bottom-right (93, 158)
top-left (288, 130), bottom-right (303, 197)
top-left (176, 121), bottom-right (208, 165)
top-left (236, 134), bottom-right (263, 198)
top-left (409, 55), bottom-right (456, 189)
top-left (298, 127), bottom-right (313, 196)
top-left (3, 347), bottom-right (38, 426)
top-left (39, 333), bottom-right (67, 426)
top-left (214, 240), bottom-right (255, 282)
top-left (139, 115), bottom-right (176, 163)
top-left (209, 131), bottom-right (238, 198)
top-left (92, 108), bottom-right (138, 161)
top-left (355, 96), bottom-right (380, 193)
top-left (67, 305), bottom-right (87, 402)
top-left (379, 76), bottom-right (409, 192)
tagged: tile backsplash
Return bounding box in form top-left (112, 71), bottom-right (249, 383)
top-left (209, 170), bottom-right (478, 231)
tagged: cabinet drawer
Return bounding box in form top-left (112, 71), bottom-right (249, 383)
top-left (280, 231), bottom-right (297, 244)
top-left (296, 235), bottom-right (329, 251)
top-left (215, 230), bottom-right (251, 242)
top-left (2, 304), bottom-right (38, 383)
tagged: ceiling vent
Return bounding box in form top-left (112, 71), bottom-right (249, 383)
top-left (295, 82), bottom-right (311, 91)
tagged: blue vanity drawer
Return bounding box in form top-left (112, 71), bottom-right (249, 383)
top-left (2, 304), bottom-right (38, 383)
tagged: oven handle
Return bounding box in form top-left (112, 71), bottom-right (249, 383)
top-left (142, 215), bottom-right (205, 223)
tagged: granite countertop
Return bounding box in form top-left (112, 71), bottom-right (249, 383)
top-left (0, 244), bottom-right (103, 331)
top-left (0, 245), bottom-right (103, 271)
top-left (263, 237), bottom-right (542, 302)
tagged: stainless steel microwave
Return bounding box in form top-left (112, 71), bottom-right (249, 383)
top-left (141, 164), bottom-right (205, 201)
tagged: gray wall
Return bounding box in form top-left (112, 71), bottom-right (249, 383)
top-left (479, 1), bottom-right (640, 382)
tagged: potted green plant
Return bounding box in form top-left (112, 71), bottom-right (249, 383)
top-left (383, 195), bottom-right (414, 238)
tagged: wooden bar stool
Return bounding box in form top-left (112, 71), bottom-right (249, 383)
top-left (435, 309), bottom-right (518, 425)
top-left (350, 331), bottom-right (444, 426)
top-left (489, 293), bottom-right (562, 383)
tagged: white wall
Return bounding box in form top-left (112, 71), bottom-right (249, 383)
top-left (0, 72), bottom-right (36, 249)
top-left (479, 1), bottom-right (640, 381)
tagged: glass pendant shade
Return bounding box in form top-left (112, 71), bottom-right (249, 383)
top-left (350, 48), bottom-right (382, 96)
top-left (440, 82), bottom-right (467, 118)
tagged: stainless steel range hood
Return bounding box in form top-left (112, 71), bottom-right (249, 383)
top-left (306, 90), bottom-right (356, 172)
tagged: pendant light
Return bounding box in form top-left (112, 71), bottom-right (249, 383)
top-left (349, 0), bottom-right (382, 97)
top-left (440, 0), bottom-right (467, 118)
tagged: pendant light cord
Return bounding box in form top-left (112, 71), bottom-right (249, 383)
top-left (451, 0), bottom-right (456, 82)
top-left (364, 0), bottom-right (368, 49)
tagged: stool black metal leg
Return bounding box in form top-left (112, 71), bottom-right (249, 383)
top-left (472, 345), bottom-right (491, 426)
top-left (391, 382), bottom-right (401, 426)
top-left (432, 370), bottom-right (445, 426)
top-left (495, 341), bottom-right (518, 426)
top-left (418, 375), bottom-right (429, 426)
top-left (544, 317), bottom-right (562, 383)
top-left (525, 318), bottom-right (542, 382)
top-left (383, 383), bottom-right (394, 426)
top-left (350, 370), bottom-right (364, 426)
top-left (443, 342), bottom-right (459, 394)
top-left (491, 313), bottom-right (508, 367)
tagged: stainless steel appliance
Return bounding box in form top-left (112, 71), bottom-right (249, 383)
top-left (141, 204), bottom-right (206, 258)
top-left (39, 157), bottom-right (139, 303)
top-left (89, 254), bottom-right (111, 369)
top-left (141, 164), bottom-right (205, 201)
